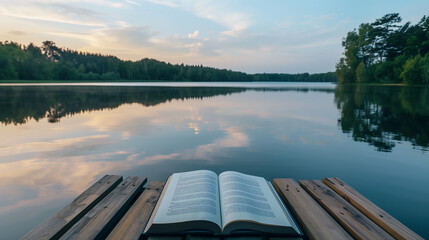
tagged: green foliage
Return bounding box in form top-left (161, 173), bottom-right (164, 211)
top-left (336, 13), bottom-right (429, 85)
top-left (0, 44), bottom-right (18, 79)
top-left (335, 58), bottom-right (354, 83)
top-left (400, 54), bottom-right (429, 84)
top-left (422, 54), bottom-right (429, 84)
top-left (0, 41), bottom-right (337, 82)
top-left (356, 62), bottom-right (370, 83)
top-left (374, 61), bottom-right (400, 83)
top-left (252, 72), bottom-right (337, 82)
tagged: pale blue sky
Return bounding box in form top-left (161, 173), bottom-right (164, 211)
top-left (1, 0), bottom-right (428, 73)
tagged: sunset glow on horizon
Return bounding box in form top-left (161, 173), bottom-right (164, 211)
top-left (1, 0), bottom-right (429, 73)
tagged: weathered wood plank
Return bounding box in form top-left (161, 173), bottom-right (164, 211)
top-left (224, 237), bottom-right (301, 240)
top-left (300, 180), bottom-right (395, 240)
top-left (269, 237), bottom-right (302, 240)
top-left (185, 236), bottom-right (220, 240)
top-left (273, 179), bottom-right (352, 240)
top-left (147, 235), bottom-right (302, 239)
top-left (224, 237), bottom-right (264, 240)
top-left (147, 237), bottom-right (183, 240)
top-left (60, 176), bottom-right (147, 240)
top-left (106, 181), bottom-right (165, 240)
top-left (225, 235), bottom-right (303, 239)
top-left (21, 175), bottom-right (122, 240)
top-left (323, 177), bottom-right (423, 240)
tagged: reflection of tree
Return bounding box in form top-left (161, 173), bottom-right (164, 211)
top-left (0, 87), bottom-right (246, 125)
top-left (335, 84), bottom-right (429, 151)
top-left (0, 86), bottom-right (334, 126)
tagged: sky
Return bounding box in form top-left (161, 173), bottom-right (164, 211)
top-left (1, 0), bottom-right (429, 73)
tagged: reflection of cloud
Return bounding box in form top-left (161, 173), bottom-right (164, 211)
top-left (275, 133), bottom-right (291, 144)
top-left (0, 97), bottom-right (255, 214)
top-left (299, 136), bottom-right (327, 146)
top-left (0, 151), bottom-right (180, 213)
top-left (188, 30), bottom-right (200, 39)
top-left (189, 123), bottom-right (200, 134)
top-left (0, 100), bottom-right (191, 213)
top-left (192, 127), bottom-right (249, 159)
top-left (140, 153), bottom-right (180, 164)
top-left (0, 135), bottom-right (111, 159)
top-left (0, 90), bottom-right (340, 230)
top-left (82, 102), bottom-right (205, 136)
top-left (83, 104), bottom-right (155, 133)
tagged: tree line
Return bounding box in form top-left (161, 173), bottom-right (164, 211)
top-left (336, 13), bottom-right (429, 84)
top-left (0, 40), bottom-right (336, 82)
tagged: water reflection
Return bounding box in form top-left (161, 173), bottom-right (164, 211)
top-left (0, 84), bottom-right (428, 239)
top-left (2, 84), bottom-right (427, 152)
top-left (0, 85), bottom-right (337, 239)
top-left (1, 86), bottom-right (333, 126)
top-left (335, 84), bottom-right (429, 152)
top-left (0, 86), bottom-right (247, 125)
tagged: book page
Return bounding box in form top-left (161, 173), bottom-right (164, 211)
top-left (151, 170), bottom-right (222, 227)
top-left (219, 171), bottom-right (292, 229)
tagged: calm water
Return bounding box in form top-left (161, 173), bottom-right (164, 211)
top-left (0, 82), bottom-right (428, 239)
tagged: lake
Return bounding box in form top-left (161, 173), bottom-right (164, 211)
top-left (0, 82), bottom-right (428, 239)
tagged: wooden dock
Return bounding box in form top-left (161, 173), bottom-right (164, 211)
top-left (21, 175), bottom-right (423, 240)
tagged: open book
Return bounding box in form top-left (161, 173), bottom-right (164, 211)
top-left (144, 170), bottom-right (301, 236)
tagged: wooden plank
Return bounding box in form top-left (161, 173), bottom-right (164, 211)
top-left (323, 177), bottom-right (423, 240)
top-left (269, 237), bottom-right (302, 240)
top-left (147, 237), bottom-right (183, 240)
top-left (224, 237), bottom-right (263, 240)
top-left (106, 181), bottom-right (165, 240)
top-left (148, 236), bottom-right (301, 240)
top-left (300, 180), bottom-right (395, 240)
top-left (224, 237), bottom-right (301, 240)
top-left (273, 179), bottom-right (352, 240)
top-left (185, 236), bottom-right (220, 240)
top-left (60, 176), bottom-right (147, 240)
top-left (21, 175), bottom-right (122, 240)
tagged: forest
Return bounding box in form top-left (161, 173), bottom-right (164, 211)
top-left (336, 13), bottom-right (429, 84)
top-left (0, 41), bottom-right (336, 82)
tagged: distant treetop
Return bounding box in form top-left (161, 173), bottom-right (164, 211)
top-left (0, 41), bottom-right (336, 82)
top-left (335, 13), bottom-right (429, 84)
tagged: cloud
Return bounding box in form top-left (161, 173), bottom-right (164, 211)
top-left (143, 0), bottom-right (251, 36)
top-left (0, 0), bottom-right (345, 73)
top-left (0, 1), bottom-right (106, 27)
top-left (49, 2), bottom-right (100, 18)
top-left (26, 0), bottom-right (127, 8)
top-left (123, 0), bottom-right (141, 6)
top-left (98, 26), bottom-right (157, 46)
top-left (190, 1), bottom-right (250, 37)
top-left (43, 25), bottom-right (159, 57)
top-left (143, 0), bottom-right (178, 7)
top-left (8, 30), bottom-right (26, 36)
